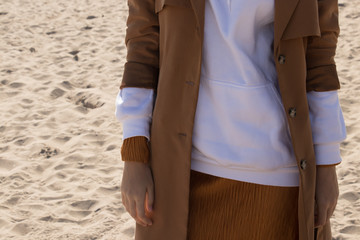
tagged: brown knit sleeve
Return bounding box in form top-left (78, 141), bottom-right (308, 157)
top-left (121, 136), bottom-right (150, 163)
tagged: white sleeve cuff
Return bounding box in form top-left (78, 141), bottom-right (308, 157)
top-left (122, 118), bottom-right (151, 141)
top-left (314, 143), bottom-right (342, 165)
top-left (307, 90), bottom-right (347, 144)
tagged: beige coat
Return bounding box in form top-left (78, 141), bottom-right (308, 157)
top-left (120, 0), bottom-right (341, 239)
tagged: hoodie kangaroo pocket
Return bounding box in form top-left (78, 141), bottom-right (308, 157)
top-left (192, 78), bottom-right (296, 171)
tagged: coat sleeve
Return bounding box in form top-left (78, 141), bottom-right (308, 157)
top-left (120, 0), bottom-right (159, 90)
top-left (306, 0), bottom-right (341, 92)
top-left (118, 0), bottom-right (158, 163)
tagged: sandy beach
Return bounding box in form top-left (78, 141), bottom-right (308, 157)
top-left (0, 0), bottom-right (359, 239)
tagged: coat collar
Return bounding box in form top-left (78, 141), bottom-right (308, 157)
top-left (273, 0), bottom-right (300, 50)
top-left (189, 0), bottom-right (300, 51)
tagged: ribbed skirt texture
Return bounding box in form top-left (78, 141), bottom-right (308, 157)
top-left (187, 170), bottom-right (299, 240)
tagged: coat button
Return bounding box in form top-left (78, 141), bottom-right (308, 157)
top-left (185, 81), bottom-right (194, 86)
top-left (288, 107), bottom-right (296, 118)
top-left (278, 55), bottom-right (286, 64)
top-left (300, 159), bottom-right (307, 170)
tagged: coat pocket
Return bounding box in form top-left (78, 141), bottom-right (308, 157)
top-left (155, 0), bottom-right (191, 13)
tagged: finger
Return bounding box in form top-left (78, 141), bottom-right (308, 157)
top-left (136, 198), bottom-right (152, 226)
top-left (131, 200), bottom-right (148, 227)
top-left (146, 186), bottom-right (154, 212)
top-left (145, 193), bottom-right (154, 220)
top-left (128, 199), bottom-right (140, 221)
top-left (315, 203), bottom-right (327, 227)
top-left (123, 195), bottom-right (135, 221)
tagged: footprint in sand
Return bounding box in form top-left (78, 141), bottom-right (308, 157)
top-left (46, 31), bottom-right (56, 35)
top-left (81, 26), bottom-right (92, 30)
top-left (75, 92), bottom-right (105, 109)
top-left (55, 172), bottom-right (67, 179)
top-left (39, 146), bottom-right (58, 158)
top-left (91, 119), bottom-right (105, 127)
top-left (56, 71), bottom-right (72, 77)
top-left (0, 158), bottom-right (18, 171)
top-left (11, 223), bottom-right (31, 236)
top-left (106, 144), bottom-right (117, 151)
top-left (9, 82), bottom-right (25, 88)
top-left (39, 194), bottom-right (73, 201)
top-left (14, 137), bottom-right (33, 146)
top-left (66, 92), bottom-right (105, 114)
top-left (340, 226), bottom-right (360, 234)
top-left (50, 88), bottom-right (65, 99)
top-left (61, 80), bottom-right (73, 90)
top-left (341, 191), bottom-right (360, 202)
top-left (86, 15), bottom-right (97, 20)
top-left (83, 133), bottom-right (106, 147)
top-left (0, 80), bottom-right (8, 85)
top-left (54, 136), bottom-right (71, 143)
top-left (54, 163), bottom-right (71, 170)
top-left (39, 216), bottom-right (77, 224)
top-left (68, 210), bottom-right (92, 218)
top-left (4, 196), bottom-right (21, 206)
top-left (70, 200), bottom-right (98, 210)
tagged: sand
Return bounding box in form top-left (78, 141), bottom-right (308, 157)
top-left (0, 0), bottom-right (358, 239)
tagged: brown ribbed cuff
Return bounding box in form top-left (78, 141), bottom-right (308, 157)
top-left (121, 136), bottom-right (150, 163)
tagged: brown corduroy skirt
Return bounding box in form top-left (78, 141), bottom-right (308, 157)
top-left (187, 170), bottom-right (299, 240)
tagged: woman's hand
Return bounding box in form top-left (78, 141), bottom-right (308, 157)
top-left (314, 165), bottom-right (339, 228)
top-left (121, 161), bottom-right (154, 227)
